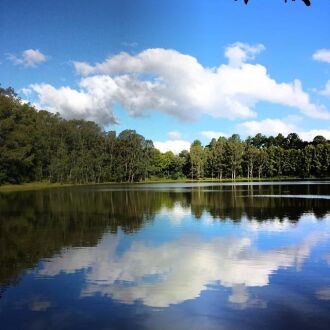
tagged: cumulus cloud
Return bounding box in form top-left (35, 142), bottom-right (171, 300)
top-left (313, 49), bottom-right (330, 64)
top-left (238, 118), bottom-right (330, 140)
top-left (299, 129), bottom-right (330, 141)
top-left (29, 76), bottom-right (118, 125)
top-left (8, 49), bottom-right (47, 67)
top-left (200, 130), bottom-right (228, 140)
top-left (37, 226), bottom-right (326, 308)
top-left (27, 43), bottom-right (330, 125)
top-left (237, 118), bottom-right (297, 136)
top-left (154, 139), bottom-right (190, 154)
top-left (224, 42), bottom-right (265, 67)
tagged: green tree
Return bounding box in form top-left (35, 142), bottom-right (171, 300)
top-left (190, 140), bottom-right (205, 179)
top-left (1, 85), bottom-right (330, 184)
top-left (244, 143), bottom-right (259, 179)
top-left (225, 134), bottom-right (243, 180)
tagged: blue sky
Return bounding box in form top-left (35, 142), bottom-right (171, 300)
top-left (1, 0), bottom-right (330, 152)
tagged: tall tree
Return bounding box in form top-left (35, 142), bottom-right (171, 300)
top-left (190, 140), bottom-right (205, 180)
top-left (225, 134), bottom-right (244, 180)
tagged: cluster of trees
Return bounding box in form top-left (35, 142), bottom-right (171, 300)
top-left (189, 133), bottom-right (330, 180)
top-left (1, 85), bottom-right (329, 184)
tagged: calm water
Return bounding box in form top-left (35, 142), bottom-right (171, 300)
top-left (0, 181), bottom-right (330, 330)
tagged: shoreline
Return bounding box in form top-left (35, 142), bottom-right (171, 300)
top-left (0, 177), bottom-right (328, 193)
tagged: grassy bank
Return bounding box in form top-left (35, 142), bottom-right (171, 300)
top-left (0, 182), bottom-right (73, 192)
top-left (1, 177), bottom-right (327, 193)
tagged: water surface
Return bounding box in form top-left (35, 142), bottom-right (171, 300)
top-left (0, 181), bottom-right (330, 329)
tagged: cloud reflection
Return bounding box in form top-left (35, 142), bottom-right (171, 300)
top-left (316, 287), bottom-right (330, 301)
top-left (29, 297), bottom-right (51, 312)
top-left (158, 202), bottom-right (191, 225)
top-left (37, 227), bottom-right (327, 308)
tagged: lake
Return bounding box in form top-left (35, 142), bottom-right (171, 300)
top-left (0, 181), bottom-right (330, 330)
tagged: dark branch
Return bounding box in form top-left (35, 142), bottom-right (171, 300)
top-left (236, 0), bottom-right (311, 6)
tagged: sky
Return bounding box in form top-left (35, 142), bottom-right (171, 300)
top-left (1, 0), bottom-right (330, 153)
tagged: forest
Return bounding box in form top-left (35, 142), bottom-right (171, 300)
top-left (0, 85), bottom-right (329, 184)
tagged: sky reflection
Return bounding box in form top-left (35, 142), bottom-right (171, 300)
top-left (36, 208), bottom-right (329, 308)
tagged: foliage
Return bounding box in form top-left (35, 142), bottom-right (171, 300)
top-left (0, 86), bottom-right (329, 184)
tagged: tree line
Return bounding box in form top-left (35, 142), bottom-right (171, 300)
top-left (0, 85), bottom-right (329, 184)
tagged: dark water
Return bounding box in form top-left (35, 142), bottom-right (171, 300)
top-left (0, 181), bottom-right (330, 330)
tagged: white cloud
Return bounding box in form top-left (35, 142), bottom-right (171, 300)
top-left (154, 139), bottom-right (190, 154)
top-left (313, 49), bottom-right (330, 64)
top-left (200, 130), bottom-right (228, 140)
top-left (28, 76), bottom-right (118, 125)
top-left (238, 118), bottom-right (330, 141)
top-left (167, 131), bottom-right (182, 140)
top-left (72, 61), bottom-right (95, 76)
top-left (224, 42), bottom-right (265, 67)
top-left (27, 44), bottom-right (330, 125)
top-left (237, 116), bottom-right (330, 141)
top-left (237, 118), bottom-right (297, 136)
top-left (37, 227), bottom-right (327, 308)
top-left (8, 49), bottom-right (47, 67)
top-left (299, 129), bottom-right (330, 141)
top-left (313, 50), bottom-right (330, 97)
top-left (320, 81), bottom-right (330, 96)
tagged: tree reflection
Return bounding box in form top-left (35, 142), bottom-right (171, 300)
top-left (0, 183), bottom-right (329, 289)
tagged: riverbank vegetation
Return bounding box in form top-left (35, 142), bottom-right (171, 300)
top-left (1, 85), bottom-right (330, 185)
